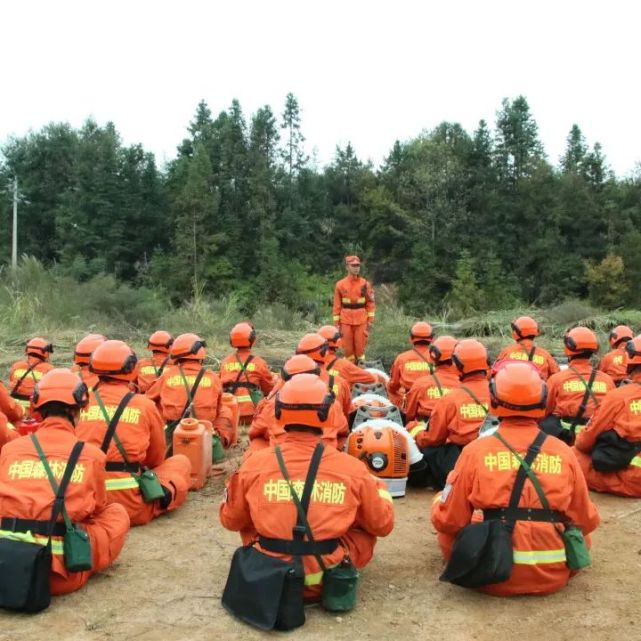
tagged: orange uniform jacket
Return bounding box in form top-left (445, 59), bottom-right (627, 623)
top-left (220, 432), bottom-right (394, 598)
top-left (546, 360), bottom-right (615, 424)
top-left (9, 358), bottom-right (54, 400)
top-left (327, 355), bottom-right (377, 387)
top-left (332, 275), bottom-right (375, 326)
top-left (0, 413), bottom-right (19, 451)
top-left (405, 366), bottom-right (461, 422)
top-left (597, 347), bottom-right (628, 384)
top-left (388, 347), bottom-right (433, 407)
top-left (0, 417), bottom-right (130, 594)
top-left (320, 369), bottom-right (351, 419)
top-left (71, 364), bottom-right (99, 391)
top-left (76, 381), bottom-right (192, 525)
top-left (575, 381), bottom-right (641, 496)
top-left (432, 419), bottom-right (600, 596)
top-left (146, 361), bottom-right (234, 447)
top-left (494, 340), bottom-right (560, 380)
top-left (0, 381), bottom-right (25, 424)
top-left (219, 349), bottom-right (274, 419)
top-left (420, 376), bottom-right (490, 449)
top-left (136, 354), bottom-right (171, 393)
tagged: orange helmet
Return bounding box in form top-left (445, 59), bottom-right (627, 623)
top-left (452, 339), bottom-right (488, 377)
top-left (281, 355), bottom-right (320, 381)
top-left (26, 337), bottom-right (53, 360)
top-left (274, 373), bottom-right (334, 432)
top-left (32, 368), bottom-right (89, 410)
top-left (564, 327), bottom-right (598, 358)
top-left (230, 322), bottom-right (256, 349)
top-left (410, 322), bottom-right (434, 344)
top-left (148, 330), bottom-right (174, 353)
top-left (489, 361), bottom-right (547, 419)
top-left (318, 325), bottom-right (341, 350)
top-left (74, 334), bottom-right (107, 366)
top-left (170, 333), bottom-right (206, 361)
top-left (625, 336), bottom-right (641, 369)
top-left (89, 340), bottom-right (138, 382)
top-left (511, 316), bottom-right (540, 340)
top-left (609, 325), bottom-right (634, 348)
top-left (296, 333), bottom-right (329, 364)
top-left (429, 335), bottom-right (457, 365)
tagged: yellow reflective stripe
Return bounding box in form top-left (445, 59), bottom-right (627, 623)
top-left (35, 535), bottom-right (64, 555)
top-left (333, 315), bottom-right (340, 321)
top-left (105, 477), bottom-right (139, 491)
top-left (0, 531), bottom-right (63, 555)
top-left (513, 548), bottom-right (566, 565)
top-left (304, 570), bottom-right (324, 586)
top-left (432, 493), bottom-right (442, 504)
top-left (356, 297), bottom-right (366, 303)
top-left (367, 312), bottom-right (375, 317)
top-left (341, 297), bottom-right (351, 303)
top-left (630, 456), bottom-right (641, 468)
top-left (409, 423), bottom-right (426, 438)
top-left (378, 488), bottom-right (393, 503)
top-left (7, 422), bottom-right (15, 431)
top-left (16, 399), bottom-right (30, 408)
top-left (236, 395), bottom-right (252, 402)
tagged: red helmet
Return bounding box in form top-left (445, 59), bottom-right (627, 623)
top-left (564, 327), bottom-right (598, 358)
top-left (89, 340), bottom-right (138, 382)
top-left (625, 336), bottom-right (641, 369)
top-left (274, 374), bottom-right (334, 432)
top-left (452, 339), bottom-right (488, 376)
top-left (609, 325), bottom-right (634, 348)
top-left (511, 316), bottom-right (540, 340)
top-left (74, 334), bottom-right (107, 366)
top-left (281, 355), bottom-right (320, 381)
top-left (148, 330), bottom-right (174, 353)
top-left (170, 333), bottom-right (206, 361)
top-left (318, 325), bottom-right (341, 350)
top-left (32, 368), bottom-right (89, 410)
top-left (429, 335), bottom-right (457, 365)
top-left (410, 322), bottom-right (434, 345)
top-left (26, 337), bottom-right (53, 360)
top-left (490, 362), bottom-right (547, 419)
top-left (230, 322), bottom-right (256, 348)
top-left (296, 333), bottom-right (329, 365)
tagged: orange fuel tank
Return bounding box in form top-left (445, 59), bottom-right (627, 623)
top-left (173, 418), bottom-right (213, 489)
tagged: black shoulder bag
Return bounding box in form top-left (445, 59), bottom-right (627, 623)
top-left (440, 431), bottom-right (546, 588)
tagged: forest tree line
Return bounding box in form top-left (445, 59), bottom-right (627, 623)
top-left (1, 94), bottom-right (640, 318)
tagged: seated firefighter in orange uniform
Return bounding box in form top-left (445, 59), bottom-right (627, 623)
top-left (388, 322), bottom-right (434, 408)
top-left (136, 331), bottom-right (174, 394)
top-left (71, 334), bottom-right (107, 390)
top-left (575, 336), bottom-right (641, 497)
top-left (541, 327), bottom-right (615, 445)
top-left (146, 333), bottom-right (234, 448)
top-left (9, 337), bottom-right (55, 413)
top-left (318, 325), bottom-right (378, 389)
top-left (76, 341), bottom-right (191, 527)
top-left (597, 325), bottom-right (633, 385)
top-left (494, 316), bottom-right (559, 381)
top-left (220, 374), bottom-right (394, 630)
top-left (432, 362), bottom-right (600, 597)
top-left (409, 339), bottom-right (491, 489)
top-left (248, 355), bottom-right (348, 454)
top-left (220, 322), bottom-right (274, 425)
top-left (0, 369), bottom-right (130, 597)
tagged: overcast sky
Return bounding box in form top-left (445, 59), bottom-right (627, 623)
top-left (1, 0), bottom-right (639, 176)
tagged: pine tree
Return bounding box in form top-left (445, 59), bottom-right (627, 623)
top-left (561, 124), bottom-right (588, 173)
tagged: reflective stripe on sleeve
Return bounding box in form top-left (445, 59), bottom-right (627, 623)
top-left (236, 395), bottom-right (252, 403)
top-left (630, 456), bottom-right (641, 468)
top-left (409, 423), bottom-right (426, 438)
top-left (367, 312), bottom-right (375, 318)
top-left (105, 477), bottom-right (140, 491)
top-left (333, 315), bottom-right (340, 322)
top-left (341, 298), bottom-right (351, 304)
top-left (378, 488), bottom-right (393, 503)
top-left (513, 548), bottom-right (566, 565)
top-left (304, 570), bottom-right (324, 586)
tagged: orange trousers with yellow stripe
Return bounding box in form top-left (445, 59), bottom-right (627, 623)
top-left (340, 323), bottom-right (369, 361)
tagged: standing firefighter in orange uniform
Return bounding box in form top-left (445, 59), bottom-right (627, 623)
top-left (9, 338), bottom-right (55, 412)
top-left (432, 362), bottom-right (600, 596)
top-left (388, 322), bottom-right (434, 407)
top-left (541, 327), bottom-right (615, 445)
top-left (332, 256), bottom-right (375, 363)
top-left (136, 331), bottom-right (174, 394)
top-left (71, 334), bottom-right (107, 390)
top-left (220, 374), bottom-right (394, 629)
top-left (318, 325), bottom-right (377, 388)
top-left (410, 339), bottom-right (491, 489)
top-left (494, 316), bottom-right (559, 380)
top-left (146, 333), bottom-right (234, 448)
top-left (0, 369), bottom-right (130, 596)
top-left (76, 341), bottom-right (191, 526)
top-left (574, 336), bottom-right (641, 497)
top-left (220, 322), bottom-right (274, 424)
top-left (598, 325), bottom-right (633, 385)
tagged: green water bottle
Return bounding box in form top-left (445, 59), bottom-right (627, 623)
top-left (212, 433), bottom-right (225, 463)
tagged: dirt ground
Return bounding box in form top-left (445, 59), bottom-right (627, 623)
top-left (1, 441), bottom-right (640, 641)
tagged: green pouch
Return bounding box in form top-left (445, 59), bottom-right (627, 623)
top-left (137, 468), bottom-right (166, 503)
top-left (249, 389), bottom-right (264, 406)
top-left (321, 562), bottom-right (359, 612)
top-left (212, 434), bottom-right (225, 463)
top-left (562, 526), bottom-right (591, 570)
top-left (63, 526), bottom-right (93, 572)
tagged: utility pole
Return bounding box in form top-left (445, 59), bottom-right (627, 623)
top-left (12, 177), bottom-right (18, 270)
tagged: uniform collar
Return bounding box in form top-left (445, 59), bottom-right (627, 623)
top-left (40, 416), bottom-right (76, 434)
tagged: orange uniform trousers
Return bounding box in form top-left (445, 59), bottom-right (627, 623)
top-left (340, 323), bottom-right (369, 362)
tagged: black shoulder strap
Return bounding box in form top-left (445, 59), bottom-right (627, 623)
top-left (459, 385), bottom-right (489, 415)
top-left (234, 353), bottom-right (255, 386)
top-left (11, 361), bottom-right (38, 397)
top-left (527, 345), bottom-right (536, 362)
top-left (568, 366), bottom-right (599, 433)
top-left (327, 356), bottom-right (338, 371)
top-left (99, 391), bottom-right (136, 453)
top-left (181, 367), bottom-right (206, 418)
